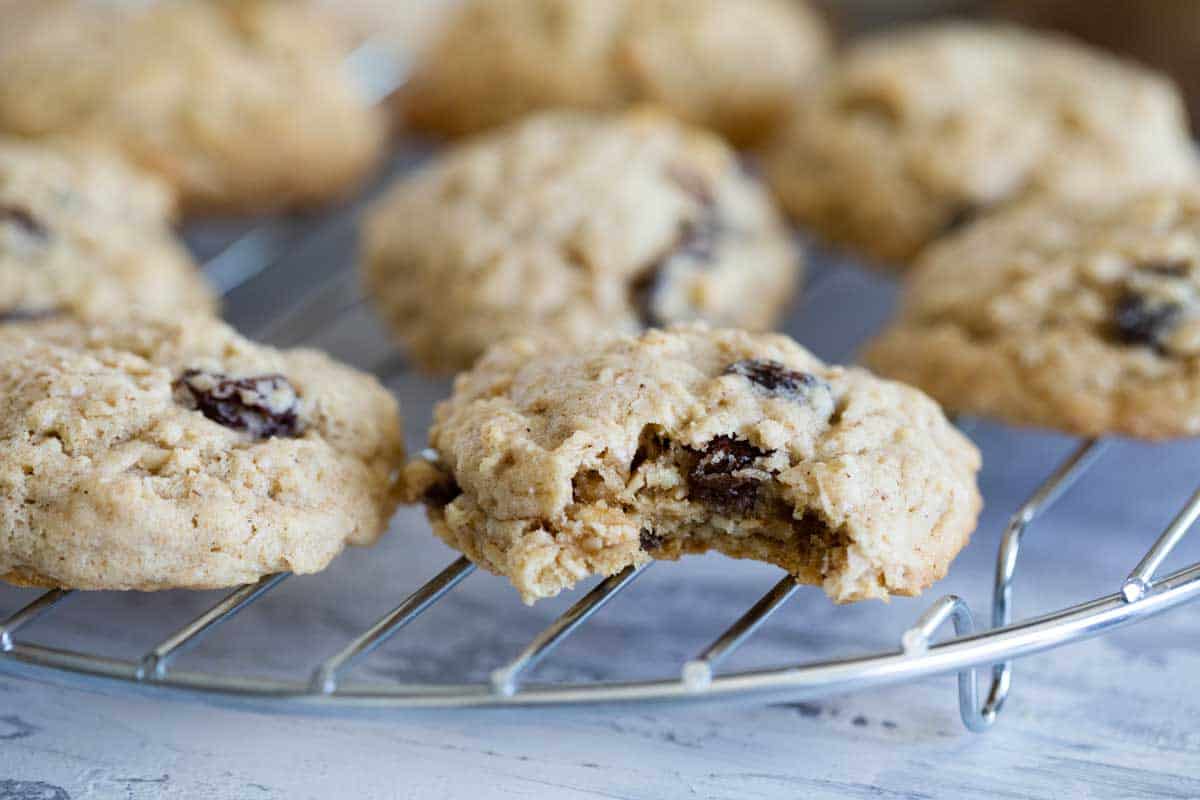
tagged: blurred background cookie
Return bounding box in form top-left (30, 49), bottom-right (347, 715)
top-left (0, 0), bottom-right (388, 216)
top-left (994, 0), bottom-right (1200, 130)
top-left (763, 23), bottom-right (1198, 267)
top-left (403, 0), bottom-right (830, 146)
top-left (866, 187), bottom-right (1200, 439)
top-left (0, 137), bottom-right (214, 323)
top-left (362, 110), bottom-right (801, 374)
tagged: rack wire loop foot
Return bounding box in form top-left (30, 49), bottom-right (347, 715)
top-left (311, 557), bottom-right (476, 694)
top-left (683, 575), bottom-right (800, 691)
top-left (491, 563), bottom-right (651, 697)
top-left (0, 589), bottom-right (73, 652)
top-left (137, 573), bottom-right (289, 681)
top-left (983, 438), bottom-right (1108, 722)
top-left (902, 595), bottom-right (992, 733)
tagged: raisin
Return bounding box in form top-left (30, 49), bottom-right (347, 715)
top-left (639, 530), bottom-right (664, 552)
top-left (724, 359), bottom-right (828, 402)
top-left (688, 435), bottom-right (772, 513)
top-left (736, 154), bottom-right (763, 181)
top-left (0, 307), bottom-right (60, 324)
top-left (838, 92), bottom-right (901, 126)
top-left (1142, 261), bottom-right (1190, 278)
top-left (630, 266), bottom-right (667, 328)
top-left (630, 166), bottom-right (725, 328)
top-left (174, 370), bottom-right (304, 439)
top-left (940, 203), bottom-right (981, 237)
top-left (422, 475), bottom-right (462, 508)
top-left (666, 162), bottom-right (716, 207)
top-left (1112, 291), bottom-right (1182, 350)
top-left (0, 205), bottom-right (48, 241)
top-left (675, 215), bottom-right (720, 263)
top-left (630, 218), bottom-right (722, 327)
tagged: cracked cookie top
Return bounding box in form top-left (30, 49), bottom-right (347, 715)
top-left (0, 314), bottom-right (406, 590)
top-left (363, 110), bottom-right (799, 374)
top-left (408, 324), bottom-right (980, 604)
top-left (764, 23), bottom-right (1199, 266)
top-left (866, 187), bottom-right (1200, 438)
top-left (403, 0), bottom-right (830, 145)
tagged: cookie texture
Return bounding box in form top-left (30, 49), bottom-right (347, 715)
top-left (0, 138), bottom-right (214, 324)
top-left (407, 325), bottom-right (981, 604)
top-left (866, 188), bottom-right (1200, 440)
top-left (363, 111), bottom-right (800, 374)
top-left (0, 0), bottom-right (387, 215)
top-left (0, 316), bottom-right (406, 590)
top-left (404, 0), bottom-right (830, 145)
top-left (764, 23), bottom-right (1199, 266)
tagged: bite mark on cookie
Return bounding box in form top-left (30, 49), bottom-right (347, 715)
top-left (174, 370), bottom-right (304, 439)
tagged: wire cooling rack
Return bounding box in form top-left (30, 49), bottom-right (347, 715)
top-left (3, 54), bottom-right (1200, 732)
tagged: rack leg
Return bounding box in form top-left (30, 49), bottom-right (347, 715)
top-left (1122, 486), bottom-right (1200, 603)
top-left (310, 557), bottom-right (476, 694)
top-left (0, 589), bottom-right (73, 652)
top-left (491, 563), bottom-right (651, 697)
top-left (982, 438), bottom-right (1108, 722)
top-left (901, 595), bottom-right (990, 732)
top-left (137, 573), bottom-right (289, 681)
top-left (682, 575), bottom-right (800, 690)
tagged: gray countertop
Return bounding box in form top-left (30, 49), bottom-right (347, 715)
top-left (4, 152), bottom-right (1200, 800)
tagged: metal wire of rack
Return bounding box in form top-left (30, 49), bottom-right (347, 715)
top-left (3, 53), bottom-right (1200, 731)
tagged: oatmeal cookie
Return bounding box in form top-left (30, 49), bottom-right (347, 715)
top-left (407, 325), bottom-right (981, 604)
top-left (404, 0), bottom-right (830, 146)
top-left (0, 0), bottom-right (388, 214)
top-left (0, 138), bottom-right (214, 324)
top-left (0, 315), bottom-right (406, 590)
top-left (363, 111), bottom-right (800, 374)
top-left (764, 23), bottom-right (1198, 266)
top-left (866, 188), bottom-right (1200, 439)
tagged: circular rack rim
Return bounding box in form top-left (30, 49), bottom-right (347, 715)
top-left (2, 532), bottom-right (1199, 718)
top-left (4, 425), bottom-right (1200, 730)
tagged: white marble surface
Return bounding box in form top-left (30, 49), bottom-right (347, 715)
top-left (4, 156), bottom-right (1200, 799)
